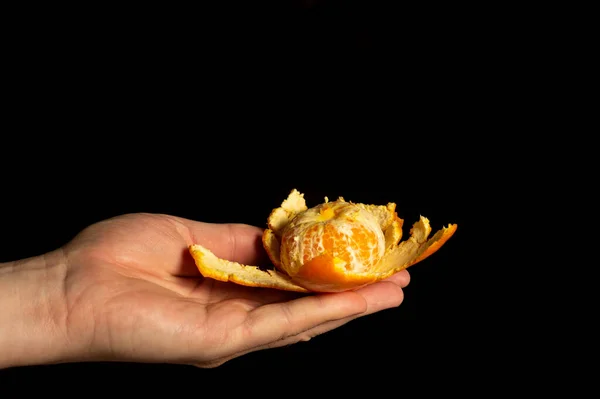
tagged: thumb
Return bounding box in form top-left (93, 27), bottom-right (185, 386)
top-left (176, 217), bottom-right (268, 268)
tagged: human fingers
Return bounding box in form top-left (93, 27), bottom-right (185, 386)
top-left (271, 275), bottom-right (406, 340)
top-left (383, 269), bottom-right (410, 288)
top-left (191, 279), bottom-right (406, 367)
top-left (236, 291), bottom-right (367, 350)
top-left (260, 277), bottom-right (405, 347)
top-left (188, 291), bottom-right (366, 368)
top-left (351, 278), bottom-right (405, 313)
top-left (170, 216), bottom-right (267, 276)
top-left (238, 279), bottom-right (405, 355)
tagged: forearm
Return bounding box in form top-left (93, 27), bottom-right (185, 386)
top-left (0, 250), bottom-right (70, 369)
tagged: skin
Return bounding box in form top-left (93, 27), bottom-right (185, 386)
top-left (0, 213), bottom-right (409, 369)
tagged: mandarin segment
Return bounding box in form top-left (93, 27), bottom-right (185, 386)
top-left (292, 254), bottom-right (379, 292)
top-left (278, 199), bottom-right (385, 277)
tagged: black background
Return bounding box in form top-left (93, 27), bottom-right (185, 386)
top-left (0, 0), bottom-right (497, 394)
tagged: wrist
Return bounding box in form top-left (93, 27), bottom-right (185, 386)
top-left (0, 249), bottom-right (71, 369)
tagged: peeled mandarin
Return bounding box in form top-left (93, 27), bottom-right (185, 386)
top-left (189, 189), bottom-right (457, 293)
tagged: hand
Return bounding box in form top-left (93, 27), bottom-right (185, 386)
top-left (1, 213), bottom-right (409, 368)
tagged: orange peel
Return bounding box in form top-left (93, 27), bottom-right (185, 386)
top-left (189, 189), bottom-right (457, 293)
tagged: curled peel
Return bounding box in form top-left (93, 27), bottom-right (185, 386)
top-left (189, 189), bottom-right (457, 293)
top-left (189, 244), bottom-right (309, 292)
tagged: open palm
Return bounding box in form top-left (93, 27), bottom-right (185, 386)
top-left (59, 213), bottom-right (409, 367)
